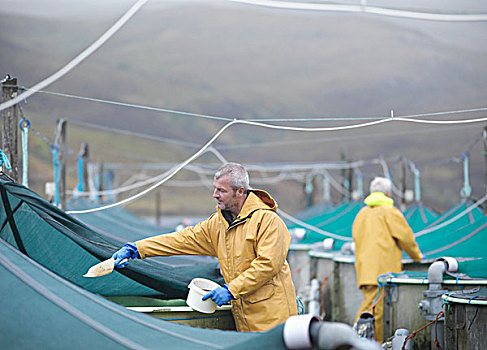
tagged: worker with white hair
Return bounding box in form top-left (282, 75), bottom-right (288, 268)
top-left (352, 177), bottom-right (423, 343)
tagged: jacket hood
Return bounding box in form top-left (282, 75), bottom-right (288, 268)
top-left (238, 189), bottom-right (277, 218)
top-left (364, 191), bottom-right (394, 207)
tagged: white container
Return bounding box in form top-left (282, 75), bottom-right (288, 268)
top-left (187, 278), bottom-right (221, 314)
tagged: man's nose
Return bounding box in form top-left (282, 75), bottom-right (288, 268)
top-left (213, 189), bottom-right (219, 198)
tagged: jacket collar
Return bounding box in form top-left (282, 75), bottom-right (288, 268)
top-left (217, 189), bottom-right (277, 228)
top-left (364, 191), bottom-right (394, 207)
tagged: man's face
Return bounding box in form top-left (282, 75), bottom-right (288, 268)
top-left (213, 174), bottom-right (240, 213)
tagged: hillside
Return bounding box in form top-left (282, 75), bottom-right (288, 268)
top-left (1, 0), bottom-right (487, 216)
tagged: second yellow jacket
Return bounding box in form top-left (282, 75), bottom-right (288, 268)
top-left (352, 192), bottom-right (423, 287)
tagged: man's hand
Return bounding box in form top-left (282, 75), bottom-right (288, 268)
top-left (112, 242), bottom-right (138, 268)
top-left (202, 285), bottom-right (232, 306)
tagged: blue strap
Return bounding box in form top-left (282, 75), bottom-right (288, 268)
top-left (468, 306), bottom-right (479, 330)
top-left (296, 296), bottom-right (305, 315)
top-left (19, 119), bottom-right (30, 187)
top-left (51, 144), bottom-right (60, 206)
top-left (0, 150), bottom-right (12, 170)
top-left (77, 156), bottom-right (84, 192)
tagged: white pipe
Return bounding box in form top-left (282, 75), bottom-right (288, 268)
top-left (378, 277), bottom-right (487, 286)
top-left (441, 295), bottom-right (487, 306)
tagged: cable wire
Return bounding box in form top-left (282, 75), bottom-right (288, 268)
top-left (230, 0), bottom-right (487, 22)
top-left (66, 114), bottom-right (487, 213)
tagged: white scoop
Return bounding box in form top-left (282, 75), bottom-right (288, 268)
top-left (83, 258), bottom-right (128, 278)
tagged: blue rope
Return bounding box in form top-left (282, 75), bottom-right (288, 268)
top-left (51, 144), bottom-right (60, 206)
top-left (296, 296), bottom-right (305, 315)
top-left (77, 156), bottom-right (84, 192)
top-left (19, 118), bottom-right (30, 187)
top-left (0, 150), bottom-right (12, 170)
top-left (468, 305), bottom-right (479, 330)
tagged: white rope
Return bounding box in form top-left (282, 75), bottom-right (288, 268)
top-left (66, 114), bottom-right (487, 213)
top-left (66, 120), bottom-right (238, 214)
top-left (277, 208), bottom-right (353, 241)
top-left (229, 0), bottom-right (487, 22)
top-left (0, 0), bottom-right (148, 113)
top-left (414, 195), bottom-right (487, 237)
top-left (394, 116), bottom-right (487, 125)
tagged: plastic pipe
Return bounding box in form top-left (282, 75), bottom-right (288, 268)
top-left (427, 261), bottom-right (447, 288)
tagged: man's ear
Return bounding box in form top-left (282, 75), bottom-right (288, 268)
top-left (236, 187), bottom-right (246, 197)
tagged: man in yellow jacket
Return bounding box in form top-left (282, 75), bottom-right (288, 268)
top-left (112, 163), bottom-right (298, 332)
top-left (352, 177), bottom-right (423, 343)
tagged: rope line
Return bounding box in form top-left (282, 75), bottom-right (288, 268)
top-left (0, 0), bottom-right (148, 113)
top-left (402, 311), bottom-right (444, 350)
top-left (65, 118), bottom-right (201, 148)
top-left (230, 0), bottom-right (487, 22)
top-left (66, 120), bottom-right (238, 214)
top-left (24, 88), bottom-right (233, 122)
top-left (66, 115), bottom-right (487, 214)
top-left (218, 123), bottom-right (480, 150)
top-left (15, 87), bottom-right (487, 124)
top-left (278, 209), bottom-right (353, 241)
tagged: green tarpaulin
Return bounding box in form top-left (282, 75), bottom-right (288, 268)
top-left (0, 175), bottom-right (222, 298)
top-left (0, 236), bottom-right (286, 349)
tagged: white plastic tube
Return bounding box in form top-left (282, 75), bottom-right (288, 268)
top-left (283, 314), bottom-right (319, 349)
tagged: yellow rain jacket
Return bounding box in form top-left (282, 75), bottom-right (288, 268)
top-left (352, 192), bottom-right (422, 287)
top-left (135, 189), bottom-right (298, 332)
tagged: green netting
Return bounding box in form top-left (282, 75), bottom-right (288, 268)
top-left (403, 202), bottom-right (439, 231)
top-left (68, 197), bottom-right (176, 237)
top-left (419, 199), bottom-right (484, 233)
top-left (286, 202), bottom-right (334, 222)
top-left (289, 200), bottom-right (458, 247)
top-left (0, 176), bottom-right (223, 298)
top-left (415, 215), bottom-right (487, 278)
top-left (0, 237), bottom-right (286, 349)
top-left (293, 202), bottom-right (362, 246)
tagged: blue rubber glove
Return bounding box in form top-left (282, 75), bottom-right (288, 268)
top-left (202, 284), bottom-right (232, 306)
top-left (112, 242), bottom-right (138, 268)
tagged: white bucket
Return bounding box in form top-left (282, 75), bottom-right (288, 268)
top-left (186, 278), bottom-right (221, 314)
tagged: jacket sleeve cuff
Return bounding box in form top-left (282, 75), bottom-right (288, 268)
top-left (227, 283), bottom-right (239, 300)
top-left (135, 241), bottom-right (146, 259)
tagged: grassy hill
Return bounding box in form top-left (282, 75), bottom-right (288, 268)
top-left (1, 0), bottom-right (486, 216)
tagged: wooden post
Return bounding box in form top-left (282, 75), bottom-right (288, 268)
top-left (401, 156), bottom-right (407, 210)
top-left (305, 173), bottom-right (313, 208)
top-left (347, 161), bottom-right (353, 202)
top-left (340, 150), bottom-right (349, 202)
top-left (1, 77), bottom-right (19, 181)
top-left (155, 191), bottom-right (161, 226)
top-left (98, 161), bottom-right (104, 202)
top-left (57, 119), bottom-right (67, 210)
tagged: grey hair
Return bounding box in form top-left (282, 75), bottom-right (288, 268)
top-left (369, 177), bottom-right (392, 194)
top-left (214, 163), bottom-right (249, 191)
